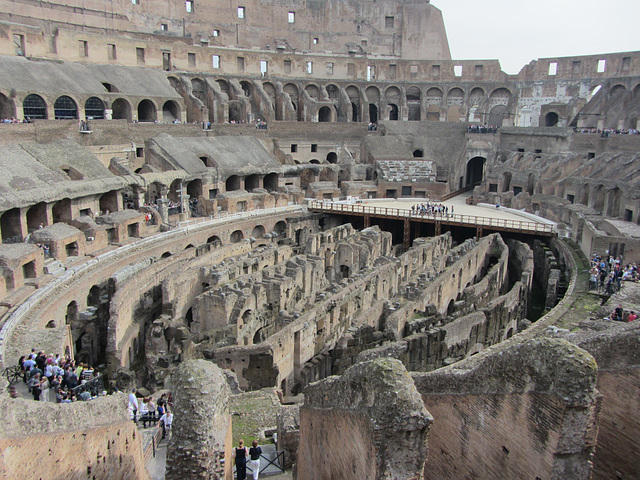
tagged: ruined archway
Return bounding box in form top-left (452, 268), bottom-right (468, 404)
top-left (545, 112), bottom-right (559, 127)
top-left (466, 157), bottom-right (485, 186)
top-left (274, 220), bottom-right (287, 237)
top-left (207, 235), bottom-right (222, 247)
top-left (489, 105), bottom-right (508, 127)
top-left (226, 175), bottom-right (241, 191)
top-left (327, 152), bottom-right (338, 164)
top-left (0, 92), bottom-right (16, 119)
top-left (162, 100), bottom-right (180, 122)
top-left (138, 99), bottom-right (157, 122)
top-left (388, 104), bottom-right (399, 121)
top-left (112, 98), bottom-right (132, 121)
top-left (264, 173), bottom-right (278, 191)
top-left (1, 208), bottom-right (22, 242)
top-left (26, 202), bottom-right (47, 232)
top-left (252, 225), bottom-right (265, 238)
top-left (245, 174), bottom-right (259, 191)
top-left (502, 172), bottom-right (512, 193)
top-left (319, 106), bottom-right (332, 122)
top-left (230, 230), bottom-right (244, 243)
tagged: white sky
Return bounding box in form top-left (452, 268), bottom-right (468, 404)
top-left (434, 0), bottom-right (640, 74)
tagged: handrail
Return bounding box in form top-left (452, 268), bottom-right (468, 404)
top-left (308, 201), bottom-right (555, 234)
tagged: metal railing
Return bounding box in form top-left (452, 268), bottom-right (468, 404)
top-left (234, 451), bottom-right (285, 477)
top-left (71, 374), bottom-right (104, 397)
top-left (309, 200), bottom-right (555, 235)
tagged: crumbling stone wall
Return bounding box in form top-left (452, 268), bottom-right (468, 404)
top-left (297, 358), bottom-right (432, 480)
top-left (412, 338), bottom-right (600, 480)
top-left (165, 360), bottom-right (232, 480)
top-left (0, 391), bottom-right (148, 480)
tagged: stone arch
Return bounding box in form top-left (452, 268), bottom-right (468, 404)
top-left (66, 300), bottom-right (78, 325)
top-left (489, 87), bottom-right (512, 105)
top-left (137, 99), bottom-right (157, 122)
top-left (216, 79), bottom-right (231, 98)
top-left (580, 184), bottom-right (590, 206)
top-left (593, 185), bottom-right (605, 212)
top-left (502, 172), bottom-right (512, 192)
top-left (0, 92), bottom-right (16, 119)
top-left (252, 225), bottom-right (265, 238)
top-left (426, 87), bottom-right (443, 105)
top-left (300, 168), bottom-right (315, 188)
top-left (26, 202), bottom-right (47, 232)
top-left (633, 83), bottom-right (640, 98)
top-left (52, 198), bottom-right (72, 223)
top-left (284, 83), bottom-right (299, 119)
top-left (319, 106), bottom-right (332, 122)
top-left (228, 100), bottom-right (243, 123)
top-left (413, 149), bottom-right (423, 158)
top-left (327, 152), bottom-right (338, 164)
top-left (545, 112), bottom-right (559, 127)
top-left (466, 157), bottom-right (485, 186)
top-left (191, 78), bottom-right (207, 102)
top-left (610, 84), bottom-right (627, 99)
top-left (264, 172), bottom-right (279, 191)
top-left (527, 173), bottom-right (535, 195)
top-left (305, 84), bottom-right (319, 99)
top-left (1, 208), bottom-right (21, 242)
top-left (388, 104), bottom-right (399, 121)
top-left (365, 86), bottom-right (380, 123)
top-left (23, 94), bottom-right (47, 119)
top-left (87, 285), bottom-right (101, 307)
top-left (346, 85), bottom-right (361, 122)
top-left (240, 80), bottom-right (253, 97)
top-left (245, 174), bottom-right (260, 191)
top-left (112, 98), bottom-right (132, 121)
top-left (489, 105), bottom-right (508, 127)
top-left (607, 187), bottom-right (622, 217)
top-left (162, 100), bottom-right (180, 122)
top-left (207, 235), bottom-right (222, 247)
top-left (319, 167), bottom-right (336, 182)
top-left (54, 95), bottom-right (78, 119)
top-left (326, 84), bottom-right (339, 102)
top-left (187, 179), bottom-right (202, 199)
top-left (274, 220), bottom-right (287, 237)
top-left (447, 88), bottom-right (464, 107)
top-left (226, 175), bottom-right (241, 191)
top-left (84, 97), bottom-right (105, 119)
top-left (230, 230), bottom-right (244, 243)
top-left (407, 86), bottom-right (421, 121)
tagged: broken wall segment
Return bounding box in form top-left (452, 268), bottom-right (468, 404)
top-left (297, 358), bottom-right (432, 480)
top-left (412, 337), bottom-right (599, 480)
top-left (165, 359), bottom-right (232, 480)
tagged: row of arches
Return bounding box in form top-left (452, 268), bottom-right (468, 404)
top-left (187, 75), bottom-right (515, 125)
top-left (1, 92), bottom-right (181, 122)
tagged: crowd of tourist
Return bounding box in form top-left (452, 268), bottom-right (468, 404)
top-left (411, 202), bottom-right (453, 217)
top-left (467, 124), bottom-right (499, 134)
top-left (20, 350), bottom-right (99, 402)
top-left (367, 122), bottom-right (378, 131)
top-left (574, 127), bottom-right (639, 136)
top-left (1, 116), bottom-right (31, 123)
top-left (128, 390), bottom-right (173, 438)
top-left (589, 254), bottom-right (638, 294)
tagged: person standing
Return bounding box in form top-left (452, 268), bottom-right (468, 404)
top-left (248, 440), bottom-right (262, 480)
top-left (129, 389), bottom-right (139, 423)
top-left (233, 439), bottom-right (248, 480)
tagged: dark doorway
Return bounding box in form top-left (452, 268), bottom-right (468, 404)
top-left (466, 157), bottom-right (486, 186)
top-left (545, 112), bottom-right (559, 127)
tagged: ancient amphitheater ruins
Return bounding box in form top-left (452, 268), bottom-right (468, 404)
top-left (0, 0), bottom-right (638, 478)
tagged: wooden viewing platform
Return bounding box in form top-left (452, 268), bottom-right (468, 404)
top-left (308, 200), bottom-right (556, 247)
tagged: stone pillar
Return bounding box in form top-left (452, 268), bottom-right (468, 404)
top-left (165, 360), bottom-right (232, 480)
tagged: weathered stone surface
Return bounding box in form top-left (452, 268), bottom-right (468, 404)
top-left (165, 360), bottom-right (232, 480)
top-left (297, 358), bottom-right (432, 480)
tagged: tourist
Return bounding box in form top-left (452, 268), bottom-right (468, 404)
top-left (129, 389), bottom-right (139, 423)
top-left (158, 408), bottom-right (173, 439)
top-left (628, 311), bottom-right (637, 322)
top-left (248, 439), bottom-right (262, 480)
top-left (233, 439), bottom-right (249, 480)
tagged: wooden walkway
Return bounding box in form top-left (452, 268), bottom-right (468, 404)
top-left (308, 201), bottom-right (556, 247)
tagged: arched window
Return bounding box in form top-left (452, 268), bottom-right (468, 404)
top-left (23, 94), bottom-right (47, 119)
top-left (84, 97), bottom-right (105, 119)
top-left (54, 96), bottom-right (78, 119)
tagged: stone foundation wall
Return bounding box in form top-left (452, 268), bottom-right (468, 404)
top-left (412, 338), bottom-right (600, 480)
top-left (0, 392), bottom-right (148, 480)
top-left (297, 359), bottom-right (431, 480)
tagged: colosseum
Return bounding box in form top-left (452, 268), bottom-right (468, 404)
top-left (0, 0), bottom-right (638, 478)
